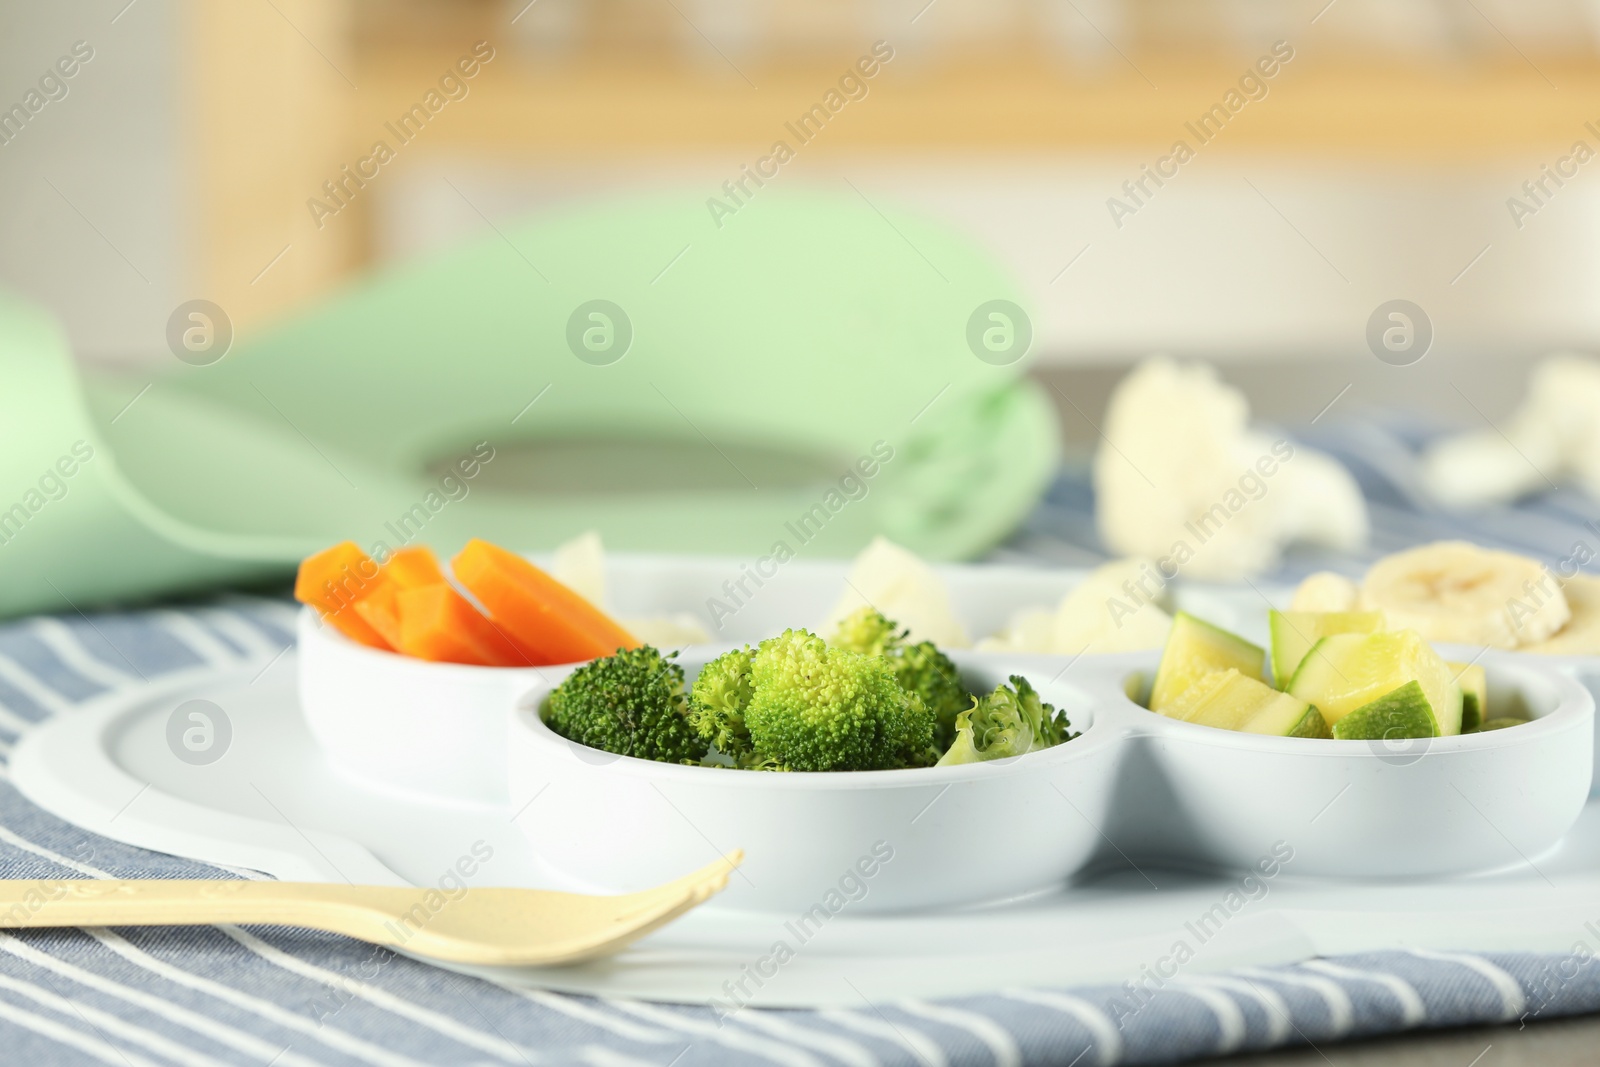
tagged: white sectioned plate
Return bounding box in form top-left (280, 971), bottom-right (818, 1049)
top-left (10, 549), bottom-right (1600, 1007)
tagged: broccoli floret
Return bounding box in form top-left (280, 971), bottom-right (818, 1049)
top-left (829, 606), bottom-right (901, 656)
top-left (937, 675), bottom-right (1077, 766)
top-left (545, 646), bottom-right (704, 763)
top-left (687, 646), bottom-right (756, 759)
top-left (829, 607), bottom-right (971, 752)
top-left (1016, 675), bottom-right (1077, 749)
top-left (744, 629), bottom-right (935, 772)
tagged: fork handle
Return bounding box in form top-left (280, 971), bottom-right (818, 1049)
top-left (0, 880), bottom-right (402, 930)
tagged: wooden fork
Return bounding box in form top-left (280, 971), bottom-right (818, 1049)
top-left (0, 851), bottom-right (741, 967)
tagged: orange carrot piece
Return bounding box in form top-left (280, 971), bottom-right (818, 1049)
top-left (352, 546), bottom-right (447, 649)
top-left (394, 584), bottom-right (535, 667)
top-left (294, 542), bottom-right (391, 650)
top-left (451, 538), bottom-right (637, 664)
top-left (351, 581), bottom-right (404, 650)
top-left (383, 545), bottom-right (448, 589)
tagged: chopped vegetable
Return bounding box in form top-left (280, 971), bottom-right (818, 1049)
top-left (1450, 661), bottom-right (1488, 733)
top-left (1478, 717), bottom-right (1531, 732)
top-left (978, 558), bottom-right (1174, 656)
top-left (1164, 668), bottom-right (1329, 737)
top-left (829, 607), bottom-right (971, 751)
top-left (1287, 630), bottom-right (1462, 736)
top-left (454, 538), bottom-right (638, 664)
top-left (1149, 612), bottom-right (1264, 712)
top-left (294, 541), bottom-right (391, 650)
top-left (383, 545), bottom-right (449, 588)
top-left (743, 629), bottom-right (935, 772)
top-left (686, 646), bottom-right (756, 761)
top-left (545, 646), bottom-right (703, 763)
top-left (822, 536), bottom-right (970, 648)
top-left (1329, 680), bottom-right (1436, 741)
top-left (350, 546), bottom-right (452, 650)
top-left (351, 581), bottom-right (405, 650)
top-left (394, 584), bottom-right (533, 667)
top-left (937, 675), bottom-right (1076, 765)
top-left (1268, 610), bottom-right (1385, 687)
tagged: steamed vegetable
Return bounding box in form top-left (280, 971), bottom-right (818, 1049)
top-left (830, 607), bottom-right (971, 750)
top-left (1164, 668), bottom-right (1329, 738)
top-left (822, 536), bottom-right (970, 648)
top-left (1149, 612), bottom-right (1264, 712)
top-left (550, 621), bottom-right (1080, 771)
top-left (743, 629), bottom-right (936, 772)
top-left (1145, 607), bottom-right (1501, 740)
top-left (937, 675), bottom-right (1076, 766)
top-left (294, 541), bottom-right (391, 650)
top-left (351, 545), bottom-right (453, 651)
top-left (686, 646), bottom-right (756, 762)
top-left (394, 584), bottom-right (532, 667)
top-left (454, 538), bottom-right (639, 664)
top-left (544, 646), bottom-right (703, 763)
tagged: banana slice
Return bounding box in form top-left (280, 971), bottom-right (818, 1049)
top-left (1289, 571), bottom-right (1360, 612)
top-left (1359, 540), bottom-right (1569, 648)
top-left (1524, 574), bottom-right (1600, 655)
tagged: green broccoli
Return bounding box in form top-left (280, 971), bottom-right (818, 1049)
top-left (686, 646), bottom-right (756, 759)
top-left (744, 628), bottom-right (935, 771)
top-left (828, 606), bottom-right (971, 751)
top-left (545, 646), bottom-right (704, 763)
top-left (937, 675), bottom-right (1077, 766)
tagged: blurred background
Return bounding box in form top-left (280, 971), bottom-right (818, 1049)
top-left (5, 0), bottom-right (1599, 440)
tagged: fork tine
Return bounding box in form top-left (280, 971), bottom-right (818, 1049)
top-left (514, 873), bottom-right (733, 966)
top-left (405, 852), bottom-right (743, 966)
top-left (604, 851), bottom-right (742, 921)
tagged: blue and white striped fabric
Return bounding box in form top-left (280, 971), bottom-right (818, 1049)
top-left (6, 418), bottom-right (1600, 1065)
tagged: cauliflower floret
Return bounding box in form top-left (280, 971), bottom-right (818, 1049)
top-left (1094, 357), bottom-right (1367, 580)
top-left (823, 537), bottom-right (970, 648)
top-left (1423, 353), bottom-right (1600, 508)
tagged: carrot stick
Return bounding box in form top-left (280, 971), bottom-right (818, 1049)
top-left (383, 545), bottom-right (448, 589)
top-left (394, 584), bottom-right (536, 667)
top-left (294, 542), bottom-right (391, 650)
top-left (351, 581), bottom-right (404, 650)
top-left (355, 545), bottom-right (522, 661)
top-left (452, 538), bottom-right (637, 664)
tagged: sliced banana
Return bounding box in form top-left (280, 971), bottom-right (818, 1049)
top-left (1359, 540), bottom-right (1569, 648)
top-left (1524, 574), bottom-right (1600, 656)
top-left (1289, 571), bottom-right (1360, 612)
